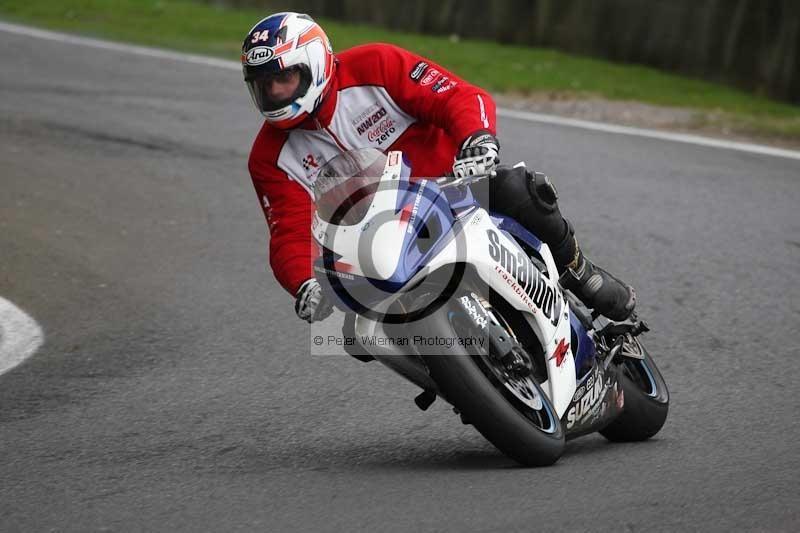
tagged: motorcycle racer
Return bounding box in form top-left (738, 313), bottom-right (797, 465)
top-left (243, 12), bottom-right (636, 324)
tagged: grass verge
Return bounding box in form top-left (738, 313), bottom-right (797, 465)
top-left (2, 0), bottom-right (799, 142)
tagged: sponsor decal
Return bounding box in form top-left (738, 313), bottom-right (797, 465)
top-left (265, 106), bottom-right (290, 119)
top-left (550, 338), bottom-right (570, 367)
top-left (351, 103), bottom-right (379, 125)
top-left (487, 229), bottom-right (563, 326)
top-left (420, 68), bottom-right (441, 86)
top-left (494, 265), bottom-right (538, 315)
top-left (566, 366), bottom-right (606, 428)
top-left (314, 265), bottom-right (355, 281)
top-left (409, 61), bottom-right (429, 81)
top-left (572, 384), bottom-right (586, 403)
top-left (302, 153), bottom-right (320, 171)
top-left (435, 80), bottom-right (458, 94)
top-left (250, 30), bottom-right (270, 43)
top-left (431, 76), bottom-right (449, 92)
top-left (355, 106), bottom-right (388, 135)
top-left (367, 117), bottom-right (396, 145)
top-left (459, 295), bottom-right (489, 329)
top-left (405, 181), bottom-right (426, 234)
top-left (352, 105), bottom-right (397, 146)
top-left (245, 46), bottom-right (275, 66)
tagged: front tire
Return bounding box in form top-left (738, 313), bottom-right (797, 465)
top-left (420, 299), bottom-right (565, 467)
top-left (600, 341), bottom-right (669, 442)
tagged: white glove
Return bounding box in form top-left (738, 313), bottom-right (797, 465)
top-left (295, 279), bottom-right (334, 323)
top-left (452, 130), bottom-right (500, 178)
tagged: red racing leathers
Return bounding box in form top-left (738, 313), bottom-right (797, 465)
top-left (248, 43), bottom-right (497, 295)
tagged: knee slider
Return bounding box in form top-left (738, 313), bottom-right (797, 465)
top-left (490, 167), bottom-right (571, 255)
top-left (491, 166), bottom-right (559, 215)
top-left (526, 171), bottom-right (559, 214)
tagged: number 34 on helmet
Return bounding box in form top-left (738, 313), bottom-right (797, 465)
top-left (242, 12), bottom-right (336, 129)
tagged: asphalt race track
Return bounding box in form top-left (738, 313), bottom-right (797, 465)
top-left (2, 27), bottom-right (800, 532)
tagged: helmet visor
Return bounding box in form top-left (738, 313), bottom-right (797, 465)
top-left (245, 65), bottom-right (312, 113)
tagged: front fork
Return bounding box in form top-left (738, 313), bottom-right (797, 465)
top-left (456, 292), bottom-right (535, 379)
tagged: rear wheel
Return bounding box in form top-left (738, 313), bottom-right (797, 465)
top-left (420, 294), bottom-right (565, 466)
top-left (600, 338), bottom-right (669, 442)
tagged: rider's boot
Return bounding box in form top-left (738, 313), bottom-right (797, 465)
top-left (553, 234), bottom-right (636, 321)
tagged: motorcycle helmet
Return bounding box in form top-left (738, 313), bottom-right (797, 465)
top-left (242, 12), bottom-right (336, 129)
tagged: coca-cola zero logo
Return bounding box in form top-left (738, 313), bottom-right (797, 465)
top-left (367, 117), bottom-right (396, 144)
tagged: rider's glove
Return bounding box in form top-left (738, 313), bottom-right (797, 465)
top-left (452, 130), bottom-right (500, 178)
top-left (295, 278), bottom-right (334, 323)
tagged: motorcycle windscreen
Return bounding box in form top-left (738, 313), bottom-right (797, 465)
top-left (314, 175), bottom-right (380, 226)
top-left (314, 148), bottom-right (386, 226)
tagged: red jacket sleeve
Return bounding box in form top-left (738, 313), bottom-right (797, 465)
top-left (248, 128), bottom-right (315, 296)
top-left (370, 44), bottom-right (497, 144)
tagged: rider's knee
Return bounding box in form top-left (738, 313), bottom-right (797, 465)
top-left (526, 171), bottom-right (559, 214)
top-left (492, 166), bottom-right (561, 216)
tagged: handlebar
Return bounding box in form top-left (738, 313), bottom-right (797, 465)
top-left (436, 170), bottom-right (497, 190)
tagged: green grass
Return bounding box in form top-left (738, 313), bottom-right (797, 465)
top-left (2, 0), bottom-right (800, 139)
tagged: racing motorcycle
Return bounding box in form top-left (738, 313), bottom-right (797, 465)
top-left (311, 148), bottom-right (669, 466)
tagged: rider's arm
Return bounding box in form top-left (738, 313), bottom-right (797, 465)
top-left (248, 128), bottom-right (315, 296)
top-left (347, 43), bottom-right (497, 143)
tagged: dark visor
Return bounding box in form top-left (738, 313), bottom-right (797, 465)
top-left (245, 65), bottom-right (312, 113)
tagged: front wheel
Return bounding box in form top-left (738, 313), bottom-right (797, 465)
top-left (420, 295), bottom-right (565, 467)
top-left (600, 338), bottom-right (669, 442)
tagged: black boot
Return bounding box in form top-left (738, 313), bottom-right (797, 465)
top-left (559, 246), bottom-right (636, 321)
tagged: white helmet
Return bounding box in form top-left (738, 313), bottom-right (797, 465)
top-left (242, 12), bottom-right (336, 129)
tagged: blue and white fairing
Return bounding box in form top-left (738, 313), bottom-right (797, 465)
top-left (312, 152), bottom-right (457, 313)
top-left (312, 151), bottom-right (597, 416)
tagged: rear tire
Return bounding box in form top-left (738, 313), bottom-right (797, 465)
top-left (600, 344), bottom-right (669, 442)
top-left (421, 300), bottom-right (565, 467)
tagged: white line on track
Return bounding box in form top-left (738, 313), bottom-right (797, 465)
top-left (497, 108), bottom-right (800, 161)
top-left (2, 19), bottom-right (800, 162)
top-left (0, 20), bottom-right (239, 70)
top-left (0, 297), bottom-right (44, 376)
